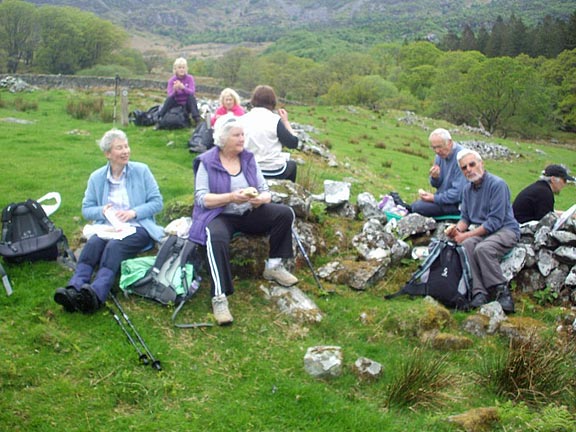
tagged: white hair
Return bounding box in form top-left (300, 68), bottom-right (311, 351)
top-left (457, 148), bottom-right (482, 162)
top-left (429, 128), bottom-right (451, 143)
top-left (99, 129), bottom-right (127, 152)
top-left (213, 114), bottom-right (242, 149)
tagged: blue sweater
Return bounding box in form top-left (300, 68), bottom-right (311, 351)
top-left (460, 171), bottom-right (520, 238)
top-left (430, 143), bottom-right (467, 205)
top-left (82, 161), bottom-right (164, 241)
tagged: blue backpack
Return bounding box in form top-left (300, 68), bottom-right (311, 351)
top-left (385, 240), bottom-right (473, 310)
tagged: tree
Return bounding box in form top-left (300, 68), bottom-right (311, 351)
top-left (540, 48), bottom-right (576, 131)
top-left (485, 16), bottom-right (506, 57)
top-left (427, 50), bottom-right (486, 125)
top-left (462, 57), bottom-right (549, 134)
top-left (213, 47), bottom-right (256, 87)
top-left (459, 25), bottom-right (477, 51)
top-left (0, 0), bottom-right (37, 73)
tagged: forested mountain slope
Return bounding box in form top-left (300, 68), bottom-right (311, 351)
top-left (24, 0), bottom-right (576, 43)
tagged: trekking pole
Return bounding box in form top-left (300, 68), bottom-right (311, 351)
top-left (292, 228), bottom-right (331, 295)
top-left (113, 74), bottom-right (120, 126)
top-left (110, 293), bottom-right (162, 371)
top-left (108, 306), bottom-right (150, 366)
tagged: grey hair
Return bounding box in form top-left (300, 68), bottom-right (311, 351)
top-left (429, 128), bottom-right (451, 143)
top-left (99, 129), bottom-right (128, 152)
top-left (540, 175), bottom-right (552, 182)
top-left (213, 116), bottom-right (242, 149)
top-left (457, 148), bottom-right (482, 162)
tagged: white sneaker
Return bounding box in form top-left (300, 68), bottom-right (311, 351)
top-left (263, 265), bottom-right (298, 287)
top-left (212, 294), bottom-right (233, 326)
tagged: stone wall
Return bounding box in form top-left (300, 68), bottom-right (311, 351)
top-left (0, 73), bottom-right (246, 98)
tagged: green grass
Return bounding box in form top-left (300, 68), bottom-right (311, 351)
top-left (1, 89), bottom-right (575, 431)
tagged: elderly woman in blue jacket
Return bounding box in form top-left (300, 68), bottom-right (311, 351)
top-left (54, 129), bottom-right (164, 313)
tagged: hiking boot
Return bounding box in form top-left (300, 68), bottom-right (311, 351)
top-left (212, 294), bottom-right (233, 326)
top-left (470, 292), bottom-right (488, 309)
top-left (263, 265), bottom-right (298, 287)
top-left (390, 191), bottom-right (412, 212)
top-left (493, 283), bottom-right (515, 314)
top-left (54, 287), bottom-right (79, 312)
top-left (77, 284), bottom-right (101, 314)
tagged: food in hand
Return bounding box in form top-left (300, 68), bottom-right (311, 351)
top-left (241, 187), bottom-right (259, 198)
top-left (444, 224), bottom-right (456, 235)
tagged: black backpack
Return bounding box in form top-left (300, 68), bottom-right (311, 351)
top-left (157, 105), bottom-right (191, 130)
top-left (188, 120), bottom-right (214, 153)
top-left (0, 199), bottom-right (75, 266)
top-left (385, 240), bottom-right (473, 310)
top-left (129, 105), bottom-right (160, 127)
top-left (119, 235), bottom-right (212, 328)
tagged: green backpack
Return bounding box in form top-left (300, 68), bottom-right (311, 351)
top-left (120, 235), bottom-right (212, 328)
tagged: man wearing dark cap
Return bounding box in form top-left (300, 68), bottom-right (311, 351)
top-left (512, 164), bottom-right (574, 224)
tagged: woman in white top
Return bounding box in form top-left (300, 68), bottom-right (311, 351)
top-left (240, 85), bottom-right (299, 182)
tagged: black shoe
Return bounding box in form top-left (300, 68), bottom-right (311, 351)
top-left (390, 191), bottom-right (412, 212)
top-left (470, 292), bottom-right (488, 309)
top-left (77, 284), bottom-right (101, 314)
top-left (54, 287), bottom-right (79, 312)
top-left (494, 283), bottom-right (515, 314)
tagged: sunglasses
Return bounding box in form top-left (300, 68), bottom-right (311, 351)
top-left (460, 161), bottom-right (477, 171)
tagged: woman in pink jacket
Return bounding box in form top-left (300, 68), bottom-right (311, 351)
top-left (210, 88), bottom-right (245, 126)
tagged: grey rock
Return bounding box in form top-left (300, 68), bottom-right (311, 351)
top-left (304, 346), bottom-right (343, 378)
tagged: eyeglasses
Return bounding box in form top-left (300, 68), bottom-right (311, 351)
top-left (460, 161), bottom-right (477, 171)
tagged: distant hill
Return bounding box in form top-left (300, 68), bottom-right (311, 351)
top-left (23, 0), bottom-right (576, 45)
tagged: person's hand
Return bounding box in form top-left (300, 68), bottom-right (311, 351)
top-left (248, 192), bottom-right (270, 208)
top-left (115, 209), bottom-right (136, 222)
top-left (174, 80), bottom-right (184, 90)
top-left (278, 108), bottom-right (289, 123)
top-left (229, 189), bottom-right (251, 204)
top-left (429, 164), bottom-right (440, 178)
top-left (418, 189), bottom-right (434, 202)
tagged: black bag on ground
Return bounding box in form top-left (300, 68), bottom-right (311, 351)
top-left (157, 105), bottom-right (191, 130)
top-left (0, 199), bottom-right (76, 265)
top-left (384, 240), bottom-right (473, 310)
top-left (119, 235), bottom-right (212, 328)
top-left (188, 120), bottom-right (213, 153)
top-left (129, 105), bottom-right (160, 127)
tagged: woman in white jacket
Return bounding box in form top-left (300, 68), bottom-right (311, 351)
top-left (240, 85), bottom-right (299, 182)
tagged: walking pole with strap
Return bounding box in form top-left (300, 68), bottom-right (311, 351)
top-left (110, 293), bottom-right (162, 371)
top-left (292, 228), bottom-right (331, 295)
top-left (0, 262), bottom-right (12, 296)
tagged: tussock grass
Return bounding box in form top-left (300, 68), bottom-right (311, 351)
top-left (385, 349), bottom-right (452, 410)
top-left (479, 337), bottom-right (576, 407)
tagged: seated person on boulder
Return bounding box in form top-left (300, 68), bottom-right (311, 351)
top-left (512, 164), bottom-right (574, 224)
top-left (409, 128), bottom-right (467, 217)
top-left (445, 149), bottom-right (519, 314)
top-left (240, 85), bottom-right (299, 182)
top-left (158, 57), bottom-right (201, 124)
top-left (189, 117), bottom-right (298, 326)
top-left (54, 129), bottom-right (164, 313)
top-left (211, 87), bottom-right (245, 126)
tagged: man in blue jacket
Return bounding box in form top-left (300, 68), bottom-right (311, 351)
top-left (445, 149), bottom-right (519, 313)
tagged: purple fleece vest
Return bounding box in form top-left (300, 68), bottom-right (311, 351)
top-left (188, 147), bottom-right (259, 245)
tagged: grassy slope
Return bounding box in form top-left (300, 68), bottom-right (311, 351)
top-left (0, 89), bottom-right (575, 431)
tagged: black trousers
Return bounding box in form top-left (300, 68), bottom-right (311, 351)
top-left (204, 203), bottom-right (295, 297)
top-left (158, 94), bottom-right (200, 119)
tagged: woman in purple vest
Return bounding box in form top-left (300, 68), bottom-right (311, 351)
top-left (189, 117), bottom-right (298, 325)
